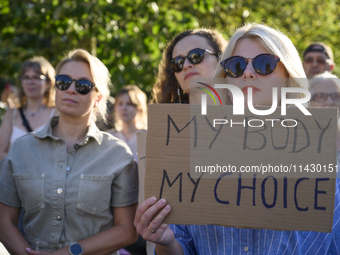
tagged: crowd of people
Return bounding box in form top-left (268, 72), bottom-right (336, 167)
top-left (0, 22), bottom-right (340, 255)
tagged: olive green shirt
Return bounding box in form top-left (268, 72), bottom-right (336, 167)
top-left (0, 117), bottom-right (138, 253)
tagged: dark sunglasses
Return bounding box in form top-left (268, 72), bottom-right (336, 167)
top-left (220, 53), bottom-right (280, 78)
top-left (55, 75), bottom-right (96, 95)
top-left (311, 92), bottom-right (340, 102)
top-left (170, 48), bottom-right (218, 73)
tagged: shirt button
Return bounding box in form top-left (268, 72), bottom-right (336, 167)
top-left (56, 215), bottom-right (62, 221)
top-left (244, 247), bottom-right (249, 252)
top-left (57, 188), bottom-right (63, 194)
top-left (66, 166), bottom-right (71, 171)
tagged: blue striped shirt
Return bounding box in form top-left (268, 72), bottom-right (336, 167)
top-left (170, 178), bottom-right (340, 255)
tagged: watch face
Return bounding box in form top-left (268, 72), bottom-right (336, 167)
top-left (70, 244), bottom-right (82, 255)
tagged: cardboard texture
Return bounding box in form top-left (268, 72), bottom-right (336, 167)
top-left (137, 131), bottom-right (147, 206)
top-left (144, 104), bottom-right (337, 232)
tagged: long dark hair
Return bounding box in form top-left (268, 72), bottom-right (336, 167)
top-left (152, 28), bottom-right (227, 104)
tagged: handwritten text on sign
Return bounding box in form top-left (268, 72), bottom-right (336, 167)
top-left (145, 104), bottom-right (337, 232)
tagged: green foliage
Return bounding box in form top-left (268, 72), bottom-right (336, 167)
top-left (1, 0), bottom-right (340, 98)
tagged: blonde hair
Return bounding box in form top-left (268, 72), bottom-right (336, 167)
top-left (18, 56), bottom-right (56, 108)
top-left (115, 85), bottom-right (148, 131)
top-left (309, 71), bottom-right (340, 90)
top-left (214, 23), bottom-right (309, 103)
top-left (55, 49), bottom-right (111, 122)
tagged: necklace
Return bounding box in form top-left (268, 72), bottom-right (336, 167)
top-left (25, 105), bottom-right (45, 117)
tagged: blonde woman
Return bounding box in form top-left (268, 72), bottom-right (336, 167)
top-left (310, 71), bottom-right (340, 153)
top-left (134, 23), bottom-right (340, 254)
top-left (309, 72), bottom-right (340, 109)
top-left (108, 85), bottom-right (147, 162)
top-left (214, 23), bottom-right (309, 106)
top-left (0, 49), bottom-right (138, 255)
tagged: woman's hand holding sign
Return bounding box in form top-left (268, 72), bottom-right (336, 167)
top-left (134, 197), bottom-right (184, 255)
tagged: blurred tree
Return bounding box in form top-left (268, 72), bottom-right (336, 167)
top-left (1, 0), bottom-right (340, 100)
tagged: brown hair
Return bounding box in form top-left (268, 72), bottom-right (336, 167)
top-left (18, 56), bottom-right (55, 108)
top-left (152, 28), bottom-right (227, 104)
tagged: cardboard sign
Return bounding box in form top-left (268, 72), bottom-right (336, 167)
top-left (137, 131), bottom-right (147, 205)
top-left (144, 104), bottom-right (337, 232)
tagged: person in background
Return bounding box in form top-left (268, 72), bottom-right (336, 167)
top-left (303, 42), bottom-right (335, 78)
top-left (310, 71), bottom-right (340, 153)
top-left (135, 23), bottom-right (340, 254)
top-left (0, 83), bottom-right (17, 126)
top-left (108, 85), bottom-right (148, 255)
top-left (152, 29), bottom-right (227, 104)
top-left (0, 49), bottom-right (138, 255)
top-left (0, 56), bottom-right (57, 161)
top-left (108, 85), bottom-right (147, 162)
top-left (0, 83), bottom-right (19, 109)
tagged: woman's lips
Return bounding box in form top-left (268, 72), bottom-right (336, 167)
top-left (242, 86), bottom-right (260, 94)
top-left (63, 98), bottom-right (77, 104)
top-left (184, 72), bottom-right (200, 80)
top-left (25, 88), bottom-right (36, 93)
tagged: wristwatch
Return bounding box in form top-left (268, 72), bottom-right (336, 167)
top-left (69, 243), bottom-right (83, 255)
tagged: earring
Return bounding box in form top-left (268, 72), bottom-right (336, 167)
top-left (177, 85), bottom-right (182, 104)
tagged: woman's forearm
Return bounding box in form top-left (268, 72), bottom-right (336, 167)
top-left (0, 218), bottom-right (31, 255)
top-left (68, 221), bottom-right (137, 255)
top-left (61, 205), bottom-right (138, 255)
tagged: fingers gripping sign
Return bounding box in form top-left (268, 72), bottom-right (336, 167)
top-left (134, 197), bottom-right (174, 245)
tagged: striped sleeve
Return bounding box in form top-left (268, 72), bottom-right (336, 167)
top-left (169, 224), bottom-right (197, 255)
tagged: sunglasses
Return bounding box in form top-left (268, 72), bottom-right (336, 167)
top-left (170, 48), bottom-right (218, 73)
top-left (20, 75), bottom-right (47, 82)
top-left (55, 75), bottom-right (96, 95)
top-left (311, 92), bottom-right (340, 102)
top-left (304, 57), bottom-right (328, 65)
top-left (220, 53), bottom-right (280, 78)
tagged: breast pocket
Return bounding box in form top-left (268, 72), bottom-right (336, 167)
top-left (76, 174), bottom-right (114, 215)
top-left (13, 173), bottom-right (45, 213)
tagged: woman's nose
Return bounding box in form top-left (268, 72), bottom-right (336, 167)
top-left (66, 81), bottom-right (77, 94)
top-left (323, 95), bottom-right (335, 106)
top-left (242, 60), bottom-right (256, 79)
top-left (119, 103), bottom-right (128, 109)
top-left (182, 58), bottom-right (193, 71)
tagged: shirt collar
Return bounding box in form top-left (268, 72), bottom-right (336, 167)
top-left (34, 116), bottom-right (103, 145)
